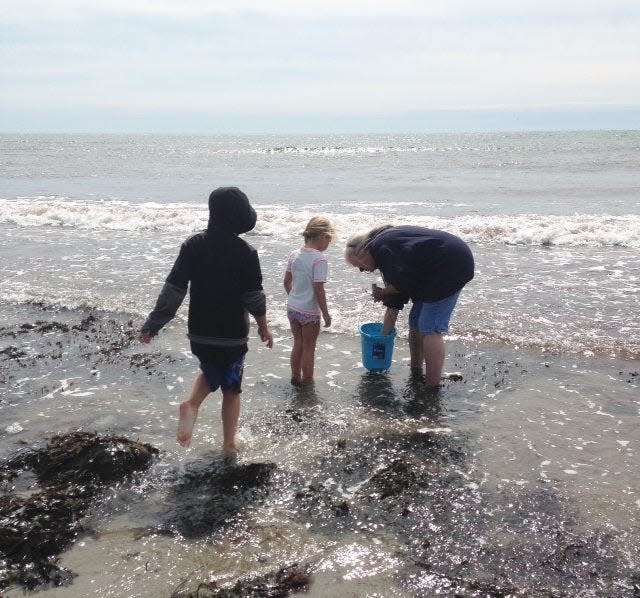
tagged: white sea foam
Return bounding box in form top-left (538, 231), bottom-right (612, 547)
top-left (1, 198), bottom-right (639, 247)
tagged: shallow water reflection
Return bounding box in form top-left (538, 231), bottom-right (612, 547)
top-left (1, 306), bottom-right (638, 596)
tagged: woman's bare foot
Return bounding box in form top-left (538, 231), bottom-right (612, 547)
top-left (177, 401), bottom-right (199, 447)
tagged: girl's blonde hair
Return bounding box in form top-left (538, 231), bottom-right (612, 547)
top-left (303, 216), bottom-right (336, 242)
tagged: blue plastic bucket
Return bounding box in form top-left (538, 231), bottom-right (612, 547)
top-left (360, 322), bottom-right (397, 372)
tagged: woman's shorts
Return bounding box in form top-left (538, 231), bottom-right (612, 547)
top-left (190, 342), bottom-right (247, 393)
top-left (408, 291), bottom-right (461, 335)
top-left (287, 308), bottom-right (321, 326)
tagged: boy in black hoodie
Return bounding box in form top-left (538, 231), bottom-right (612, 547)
top-left (138, 187), bottom-right (273, 453)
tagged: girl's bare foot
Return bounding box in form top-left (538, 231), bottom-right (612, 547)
top-left (177, 401), bottom-right (199, 447)
top-left (223, 441), bottom-right (237, 454)
top-left (222, 443), bottom-right (238, 464)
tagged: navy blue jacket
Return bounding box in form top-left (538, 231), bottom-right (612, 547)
top-left (368, 225), bottom-right (474, 309)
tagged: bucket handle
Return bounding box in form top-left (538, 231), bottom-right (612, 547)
top-left (356, 286), bottom-right (376, 329)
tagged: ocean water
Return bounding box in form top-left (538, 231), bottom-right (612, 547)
top-left (1, 131), bottom-right (639, 358)
top-left (1, 132), bottom-right (640, 596)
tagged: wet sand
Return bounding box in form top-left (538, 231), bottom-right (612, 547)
top-left (1, 303), bottom-right (639, 596)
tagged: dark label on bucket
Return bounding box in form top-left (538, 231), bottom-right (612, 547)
top-left (372, 343), bottom-right (386, 360)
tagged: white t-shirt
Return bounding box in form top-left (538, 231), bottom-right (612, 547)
top-left (286, 247), bottom-right (328, 315)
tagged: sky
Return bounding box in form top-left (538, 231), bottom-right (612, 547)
top-left (1, 0), bottom-right (639, 133)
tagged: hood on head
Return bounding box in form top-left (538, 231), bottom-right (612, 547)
top-left (208, 187), bottom-right (257, 234)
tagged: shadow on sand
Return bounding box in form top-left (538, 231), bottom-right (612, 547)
top-left (356, 370), bottom-right (443, 420)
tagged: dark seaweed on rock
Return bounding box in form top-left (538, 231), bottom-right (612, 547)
top-left (171, 563), bottom-right (312, 598)
top-left (0, 432), bottom-right (158, 591)
top-left (2, 431), bottom-right (158, 486)
top-left (19, 321), bottom-right (71, 334)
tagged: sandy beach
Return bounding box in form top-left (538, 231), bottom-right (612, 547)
top-left (1, 302), bottom-right (638, 596)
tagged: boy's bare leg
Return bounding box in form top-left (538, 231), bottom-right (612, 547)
top-left (300, 321), bottom-right (320, 383)
top-left (422, 333), bottom-right (445, 388)
top-left (177, 373), bottom-right (210, 447)
top-left (290, 320), bottom-right (303, 384)
top-left (408, 327), bottom-right (423, 372)
top-left (221, 389), bottom-right (241, 454)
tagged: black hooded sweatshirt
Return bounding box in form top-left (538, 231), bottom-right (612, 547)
top-left (141, 187), bottom-right (266, 348)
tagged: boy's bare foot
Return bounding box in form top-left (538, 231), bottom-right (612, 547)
top-left (177, 401), bottom-right (198, 447)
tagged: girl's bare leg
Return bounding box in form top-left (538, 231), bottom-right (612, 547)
top-left (422, 333), bottom-right (445, 388)
top-left (289, 319), bottom-right (303, 384)
top-left (300, 321), bottom-right (321, 383)
top-left (177, 373), bottom-right (210, 447)
top-left (221, 389), bottom-right (241, 454)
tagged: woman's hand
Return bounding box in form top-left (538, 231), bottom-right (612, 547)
top-left (371, 284), bottom-right (385, 302)
top-left (371, 283), bottom-right (398, 303)
top-left (381, 307), bottom-right (399, 335)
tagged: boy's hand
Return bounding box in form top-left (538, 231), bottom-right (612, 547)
top-left (138, 331), bottom-right (153, 344)
top-left (259, 326), bottom-right (274, 348)
top-left (323, 314), bottom-right (332, 327)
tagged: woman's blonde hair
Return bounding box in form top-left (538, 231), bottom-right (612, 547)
top-left (344, 231), bottom-right (370, 261)
top-left (303, 216), bottom-right (336, 242)
top-left (345, 225), bottom-right (392, 261)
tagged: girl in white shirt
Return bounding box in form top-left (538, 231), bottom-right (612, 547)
top-left (284, 216), bottom-right (335, 385)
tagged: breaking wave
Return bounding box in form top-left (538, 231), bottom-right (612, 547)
top-left (1, 197), bottom-right (639, 248)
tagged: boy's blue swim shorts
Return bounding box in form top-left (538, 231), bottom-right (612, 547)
top-left (408, 291), bottom-right (461, 335)
top-left (190, 343), bottom-right (247, 393)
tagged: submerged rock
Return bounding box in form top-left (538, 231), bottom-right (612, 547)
top-left (363, 459), bottom-right (416, 500)
top-left (445, 372), bottom-right (464, 382)
top-left (164, 460), bottom-right (276, 539)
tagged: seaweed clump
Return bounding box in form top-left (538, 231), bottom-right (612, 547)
top-left (0, 431), bottom-right (158, 591)
top-left (171, 563), bottom-right (313, 597)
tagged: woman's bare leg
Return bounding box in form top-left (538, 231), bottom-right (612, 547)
top-left (409, 327), bottom-right (424, 372)
top-left (422, 333), bottom-right (445, 388)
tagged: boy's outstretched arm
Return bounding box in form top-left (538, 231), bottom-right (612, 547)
top-left (139, 242), bottom-right (191, 343)
top-left (138, 281), bottom-right (187, 342)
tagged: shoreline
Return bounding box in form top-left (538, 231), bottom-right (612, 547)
top-left (1, 302), bottom-right (639, 596)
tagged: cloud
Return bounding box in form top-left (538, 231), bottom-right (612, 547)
top-left (4, 0), bottom-right (640, 21)
top-left (1, 0), bottom-right (639, 131)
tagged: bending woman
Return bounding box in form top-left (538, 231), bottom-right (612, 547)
top-left (345, 225), bottom-right (474, 388)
